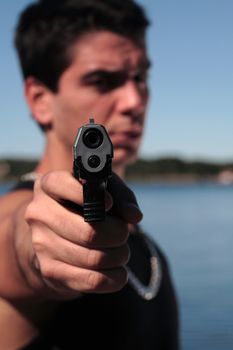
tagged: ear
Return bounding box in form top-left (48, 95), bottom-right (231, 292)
top-left (24, 77), bottom-right (54, 127)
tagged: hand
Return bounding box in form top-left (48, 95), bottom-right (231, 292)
top-left (25, 171), bottom-right (142, 299)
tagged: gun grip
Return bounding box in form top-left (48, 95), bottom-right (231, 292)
top-left (83, 181), bottom-right (106, 222)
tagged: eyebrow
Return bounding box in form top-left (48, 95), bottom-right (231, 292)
top-left (81, 58), bottom-right (152, 83)
top-left (81, 69), bottom-right (125, 81)
top-left (81, 70), bottom-right (127, 91)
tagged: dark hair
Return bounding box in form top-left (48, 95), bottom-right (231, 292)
top-left (15, 0), bottom-right (149, 92)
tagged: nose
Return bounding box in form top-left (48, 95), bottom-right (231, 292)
top-left (116, 80), bottom-right (148, 116)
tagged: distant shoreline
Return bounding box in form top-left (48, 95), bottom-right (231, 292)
top-left (0, 157), bottom-right (233, 185)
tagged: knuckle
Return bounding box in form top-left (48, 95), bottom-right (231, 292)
top-left (31, 232), bottom-right (44, 252)
top-left (31, 230), bottom-right (49, 258)
top-left (39, 260), bottom-right (53, 279)
top-left (25, 196), bottom-right (44, 224)
top-left (25, 201), bottom-right (41, 222)
top-left (24, 202), bottom-right (35, 221)
top-left (81, 225), bottom-right (96, 246)
top-left (41, 171), bottom-right (58, 191)
top-left (86, 249), bottom-right (103, 268)
top-left (41, 266), bottom-right (50, 279)
top-left (86, 271), bottom-right (106, 291)
top-left (86, 268), bottom-right (128, 292)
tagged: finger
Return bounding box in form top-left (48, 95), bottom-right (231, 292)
top-left (33, 226), bottom-right (130, 269)
top-left (39, 171), bottom-right (83, 203)
top-left (107, 173), bottom-right (143, 223)
top-left (26, 195), bottom-right (129, 248)
top-left (40, 261), bottom-right (128, 294)
top-left (38, 171), bottom-right (113, 212)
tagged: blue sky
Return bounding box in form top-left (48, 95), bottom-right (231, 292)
top-left (0, 0), bottom-right (232, 162)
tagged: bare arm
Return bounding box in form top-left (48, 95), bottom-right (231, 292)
top-left (0, 191), bottom-right (38, 300)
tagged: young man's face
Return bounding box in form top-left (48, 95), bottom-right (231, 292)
top-left (50, 31), bottom-right (150, 168)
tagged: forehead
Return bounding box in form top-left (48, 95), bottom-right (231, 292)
top-left (68, 31), bottom-right (148, 72)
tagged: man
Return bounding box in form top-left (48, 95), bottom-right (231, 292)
top-left (0, 1), bottom-right (179, 349)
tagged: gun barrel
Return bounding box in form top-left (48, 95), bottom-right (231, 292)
top-left (73, 119), bottom-right (113, 222)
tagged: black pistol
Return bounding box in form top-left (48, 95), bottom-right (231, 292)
top-left (73, 118), bottom-right (113, 222)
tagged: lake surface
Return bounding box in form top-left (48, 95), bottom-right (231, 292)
top-left (130, 182), bottom-right (233, 350)
top-left (1, 182), bottom-right (233, 349)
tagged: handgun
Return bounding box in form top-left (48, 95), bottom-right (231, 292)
top-left (73, 118), bottom-right (113, 222)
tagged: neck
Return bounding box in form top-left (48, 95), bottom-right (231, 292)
top-left (35, 137), bottom-right (73, 175)
top-left (112, 164), bottom-right (125, 179)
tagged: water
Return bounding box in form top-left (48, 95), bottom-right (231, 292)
top-left (0, 182), bottom-right (13, 195)
top-left (130, 182), bottom-right (233, 350)
top-left (1, 182), bottom-right (233, 349)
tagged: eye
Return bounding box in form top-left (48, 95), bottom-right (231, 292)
top-left (90, 76), bottom-right (109, 90)
top-left (95, 73), bottom-right (127, 92)
top-left (83, 70), bottom-right (127, 93)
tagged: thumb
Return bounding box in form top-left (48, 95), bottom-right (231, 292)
top-left (107, 173), bottom-right (143, 224)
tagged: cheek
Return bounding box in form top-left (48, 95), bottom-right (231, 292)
top-left (52, 99), bottom-right (84, 146)
top-left (52, 95), bottom-right (91, 138)
top-left (85, 95), bottom-right (116, 126)
top-left (56, 92), bottom-right (114, 126)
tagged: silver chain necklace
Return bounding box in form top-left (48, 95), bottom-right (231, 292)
top-left (126, 229), bottom-right (162, 301)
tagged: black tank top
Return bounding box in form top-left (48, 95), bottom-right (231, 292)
top-left (13, 180), bottom-right (179, 350)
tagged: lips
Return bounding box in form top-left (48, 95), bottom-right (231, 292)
top-left (109, 130), bottom-right (142, 146)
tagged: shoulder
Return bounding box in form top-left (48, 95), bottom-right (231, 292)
top-left (0, 187), bottom-right (33, 219)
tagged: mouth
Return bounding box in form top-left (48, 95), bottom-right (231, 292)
top-left (109, 130), bottom-right (142, 146)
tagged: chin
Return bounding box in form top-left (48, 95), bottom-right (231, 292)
top-left (113, 147), bottom-right (138, 167)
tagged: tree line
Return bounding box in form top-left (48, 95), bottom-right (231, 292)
top-left (125, 157), bottom-right (233, 180)
top-left (1, 157), bottom-right (233, 182)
